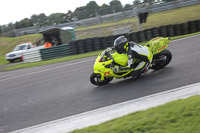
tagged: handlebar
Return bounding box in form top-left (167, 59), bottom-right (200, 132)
top-left (105, 50), bottom-right (113, 60)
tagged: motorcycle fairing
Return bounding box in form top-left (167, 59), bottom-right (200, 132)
top-left (93, 53), bottom-right (132, 80)
top-left (111, 52), bottom-right (128, 66)
top-left (147, 37), bottom-right (170, 55)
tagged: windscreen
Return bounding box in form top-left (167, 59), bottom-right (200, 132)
top-left (13, 45), bottom-right (26, 51)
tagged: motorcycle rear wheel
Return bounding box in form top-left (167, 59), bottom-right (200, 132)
top-left (151, 49), bottom-right (172, 70)
top-left (90, 73), bottom-right (114, 86)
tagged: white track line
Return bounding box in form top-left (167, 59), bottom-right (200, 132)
top-left (11, 82), bottom-right (200, 133)
top-left (0, 59), bottom-right (94, 82)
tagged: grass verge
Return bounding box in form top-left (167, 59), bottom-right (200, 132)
top-left (70, 95), bottom-right (200, 133)
top-left (0, 56), bottom-right (9, 65)
top-left (1, 31), bottom-right (200, 71)
top-left (76, 4), bottom-right (200, 39)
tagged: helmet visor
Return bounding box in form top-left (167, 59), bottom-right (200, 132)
top-left (115, 42), bottom-right (126, 54)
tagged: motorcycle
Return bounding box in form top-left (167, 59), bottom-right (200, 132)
top-left (90, 37), bottom-right (172, 86)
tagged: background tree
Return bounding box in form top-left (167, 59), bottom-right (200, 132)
top-left (109, 0), bottom-right (123, 12)
top-left (30, 13), bottom-right (48, 27)
top-left (74, 6), bottom-right (88, 20)
top-left (66, 10), bottom-right (73, 22)
top-left (37, 13), bottom-right (48, 26)
top-left (86, 1), bottom-right (99, 17)
top-left (1, 0), bottom-right (151, 30)
top-left (162, 0), bottom-right (174, 2)
top-left (48, 13), bottom-right (65, 25)
top-left (133, 0), bottom-right (141, 8)
top-left (99, 4), bottom-right (112, 15)
top-left (123, 4), bottom-right (133, 11)
top-left (14, 18), bottom-right (33, 29)
top-left (5, 23), bottom-right (15, 32)
top-left (143, 0), bottom-right (155, 3)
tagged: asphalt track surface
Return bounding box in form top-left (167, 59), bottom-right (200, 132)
top-left (0, 35), bottom-right (200, 132)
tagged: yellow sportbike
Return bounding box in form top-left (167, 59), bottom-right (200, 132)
top-left (90, 37), bottom-right (172, 86)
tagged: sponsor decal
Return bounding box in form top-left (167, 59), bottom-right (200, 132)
top-left (104, 72), bottom-right (110, 76)
top-left (157, 45), bottom-right (167, 51)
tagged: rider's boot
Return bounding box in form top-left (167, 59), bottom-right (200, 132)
top-left (131, 69), bottom-right (142, 79)
top-left (131, 61), bottom-right (146, 79)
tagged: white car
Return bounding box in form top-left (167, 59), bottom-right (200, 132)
top-left (6, 43), bottom-right (33, 62)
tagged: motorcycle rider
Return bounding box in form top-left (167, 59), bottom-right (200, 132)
top-left (107, 36), bottom-right (153, 78)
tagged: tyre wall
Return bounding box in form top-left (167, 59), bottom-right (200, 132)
top-left (68, 19), bottom-right (200, 55)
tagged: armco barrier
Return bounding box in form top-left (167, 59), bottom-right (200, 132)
top-left (40, 44), bottom-right (69, 60)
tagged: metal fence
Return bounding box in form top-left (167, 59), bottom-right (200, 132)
top-left (3, 0), bottom-right (199, 38)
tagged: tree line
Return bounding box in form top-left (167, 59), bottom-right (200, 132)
top-left (0, 0), bottom-right (173, 34)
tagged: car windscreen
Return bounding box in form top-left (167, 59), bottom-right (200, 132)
top-left (13, 45), bottom-right (26, 51)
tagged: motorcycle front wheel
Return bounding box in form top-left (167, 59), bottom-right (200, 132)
top-left (90, 73), bottom-right (114, 86)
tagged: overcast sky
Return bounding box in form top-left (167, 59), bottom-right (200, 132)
top-left (0, 0), bottom-right (134, 25)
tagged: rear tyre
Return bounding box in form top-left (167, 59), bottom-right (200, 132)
top-left (151, 49), bottom-right (172, 70)
top-left (90, 73), bottom-right (113, 86)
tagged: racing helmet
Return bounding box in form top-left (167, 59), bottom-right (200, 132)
top-left (114, 36), bottom-right (128, 54)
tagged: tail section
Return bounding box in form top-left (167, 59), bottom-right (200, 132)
top-left (146, 37), bottom-right (170, 55)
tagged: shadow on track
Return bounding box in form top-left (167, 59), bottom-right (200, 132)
top-left (93, 67), bottom-right (175, 91)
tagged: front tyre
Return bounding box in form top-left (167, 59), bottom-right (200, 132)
top-left (151, 49), bottom-right (172, 70)
top-left (90, 73), bottom-right (113, 86)
top-left (9, 60), bottom-right (15, 63)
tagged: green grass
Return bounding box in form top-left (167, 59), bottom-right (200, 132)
top-left (76, 4), bottom-right (200, 39)
top-left (70, 95), bottom-right (200, 133)
top-left (1, 31), bottom-right (200, 71)
top-left (0, 56), bottom-right (8, 65)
